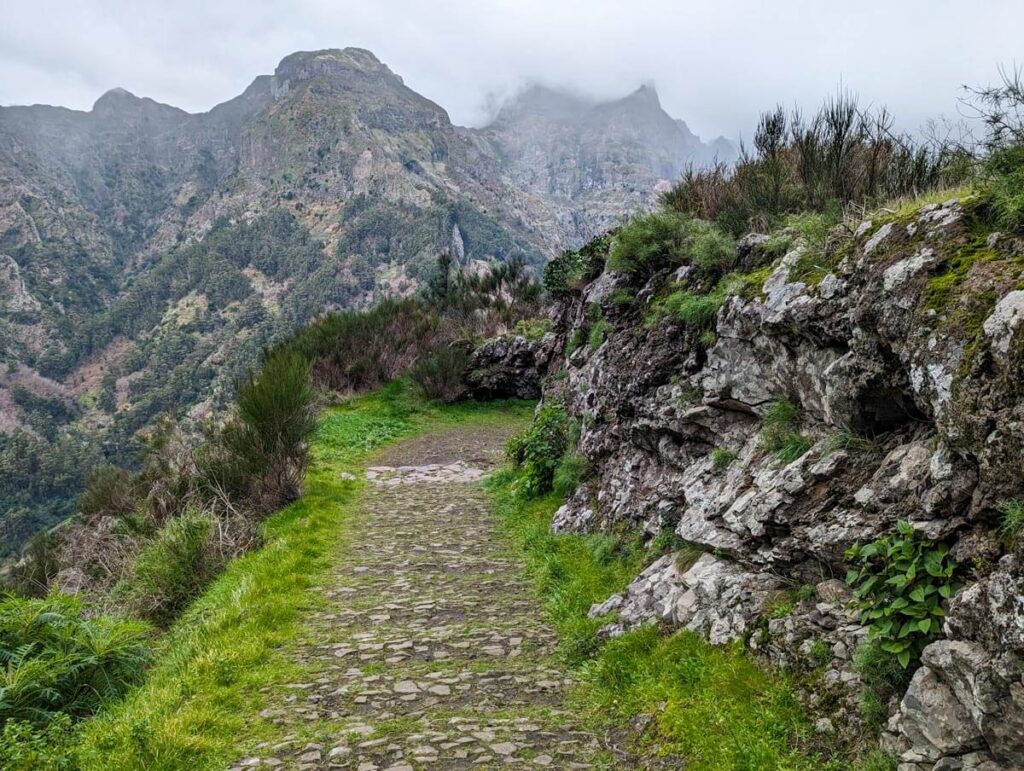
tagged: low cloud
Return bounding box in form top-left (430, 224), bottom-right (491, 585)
top-left (1, 0), bottom-right (1021, 140)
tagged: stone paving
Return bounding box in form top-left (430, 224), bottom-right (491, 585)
top-left (232, 425), bottom-right (626, 770)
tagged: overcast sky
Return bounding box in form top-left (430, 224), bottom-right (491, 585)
top-left (2, 0), bottom-right (1022, 141)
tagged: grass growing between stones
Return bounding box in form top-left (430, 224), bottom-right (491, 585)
top-left (71, 382), bottom-right (533, 771)
top-left (487, 469), bottom-right (892, 771)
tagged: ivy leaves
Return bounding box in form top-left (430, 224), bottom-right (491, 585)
top-left (845, 521), bottom-right (962, 668)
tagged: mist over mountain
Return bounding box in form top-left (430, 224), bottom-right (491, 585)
top-left (0, 47), bottom-right (732, 552)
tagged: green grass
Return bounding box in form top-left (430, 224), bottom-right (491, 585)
top-left (759, 400), bottom-right (814, 463)
top-left (71, 382), bottom-right (533, 770)
top-left (486, 469), bottom-right (877, 770)
top-left (998, 499), bottom-right (1024, 544)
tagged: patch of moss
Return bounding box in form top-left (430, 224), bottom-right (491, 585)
top-left (923, 236), bottom-right (998, 312)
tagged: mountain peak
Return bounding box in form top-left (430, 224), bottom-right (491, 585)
top-left (273, 48), bottom-right (397, 85)
top-left (625, 83), bottom-right (661, 107)
top-left (92, 87), bottom-right (139, 111)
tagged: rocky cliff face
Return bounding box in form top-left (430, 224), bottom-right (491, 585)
top-left (534, 198), bottom-right (1024, 769)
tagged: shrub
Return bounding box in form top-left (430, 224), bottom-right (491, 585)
top-left (410, 346), bottom-right (470, 403)
top-left (846, 521), bottom-right (962, 667)
top-left (78, 465), bottom-right (138, 522)
top-left (607, 211), bottom-right (690, 275)
top-left (984, 144), bottom-right (1024, 231)
top-left (279, 299), bottom-right (445, 394)
top-left (128, 512), bottom-right (221, 627)
top-left (513, 318), bottom-right (552, 341)
top-left (208, 349), bottom-right (317, 512)
top-left (0, 592), bottom-right (151, 724)
top-left (662, 93), bottom-right (970, 237)
top-left (587, 317), bottom-right (611, 350)
top-left (688, 219), bottom-right (737, 275)
top-left (565, 328), bottom-right (586, 357)
top-left (759, 400), bottom-right (813, 462)
top-left (506, 404), bottom-right (572, 497)
top-left (544, 234), bottom-right (610, 295)
top-left (608, 289), bottom-right (634, 307)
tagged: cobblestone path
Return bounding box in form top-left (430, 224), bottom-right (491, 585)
top-left (232, 425), bottom-right (625, 771)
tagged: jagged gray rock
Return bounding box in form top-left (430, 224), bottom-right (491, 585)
top-left (537, 197), bottom-right (1024, 767)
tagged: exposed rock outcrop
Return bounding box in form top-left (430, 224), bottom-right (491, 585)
top-left (464, 335), bottom-right (549, 401)
top-left (538, 198), bottom-right (1024, 768)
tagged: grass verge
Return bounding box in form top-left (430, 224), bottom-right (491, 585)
top-left (487, 467), bottom-right (894, 771)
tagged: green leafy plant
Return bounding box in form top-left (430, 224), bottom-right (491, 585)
top-left (845, 522), bottom-right (962, 667)
top-left (513, 318), bottom-right (552, 341)
top-left (662, 290), bottom-right (723, 330)
top-left (544, 234), bottom-right (610, 295)
top-left (587, 317), bottom-right (612, 351)
top-left (0, 592), bottom-right (151, 725)
top-left (506, 404), bottom-right (572, 497)
top-left (565, 328), bottom-right (586, 357)
top-left (0, 713), bottom-right (75, 770)
top-left (607, 211), bottom-right (690, 275)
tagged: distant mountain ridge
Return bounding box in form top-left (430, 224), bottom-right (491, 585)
top-left (474, 82), bottom-right (735, 239)
top-left (0, 47), bottom-right (734, 552)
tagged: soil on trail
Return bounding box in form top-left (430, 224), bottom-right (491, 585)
top-left (233, 423), bottom-right (628, 770)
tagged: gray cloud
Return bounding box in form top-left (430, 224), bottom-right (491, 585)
top-left (2, 0), bottom-right (1022, 140)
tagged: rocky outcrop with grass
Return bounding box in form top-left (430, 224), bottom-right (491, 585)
top-left (534, 197), bottom-right (1024, 769)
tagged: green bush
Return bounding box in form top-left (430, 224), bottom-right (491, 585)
top-left (129, 512), bottom-right (221, 627)
top-left (688, 218), bottom-right (738, 275)
top-left (759, 400), bottom-right (813, 462)
top-left (513, 318), bottom-right (552, 341)
top-left (587, 317), bottom-right (611, 350)
top-left (984, 144), bottom-right (1024, 231)
top-left (544, 234), bottom-right (610, 295)
top-left (506, 404), bottom-right (572, 497)
top-left (409, 346), bottom-right (470, 403)
top-left (564, 328), bottom-right (586, 357)
top-left (77, 465), bottom-right (138, 523)
top-left (0, 592), bottom-right (151, 725)
top-left (845, 522), bottom-right (962, 667)
top-left (661, 94), bottom-right (970, 237)
top-left (205, 349), bottom-right (317, 512)
top-left (607, 211), bottom-right (690, 275)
